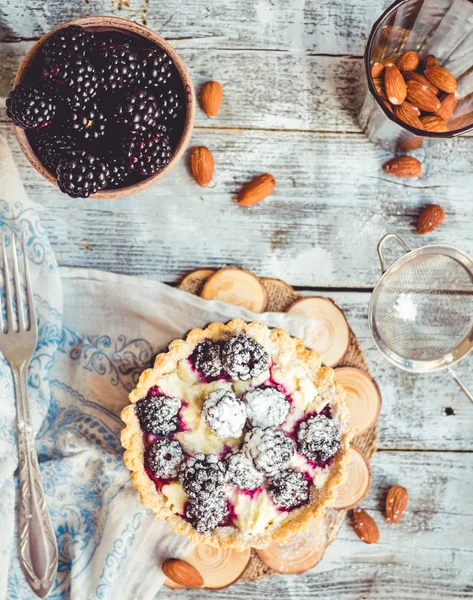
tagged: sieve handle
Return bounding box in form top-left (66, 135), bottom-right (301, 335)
top-left (377, 233), bottom-right (411, 273)
top-left (447, 367), bottom-right (473, 405)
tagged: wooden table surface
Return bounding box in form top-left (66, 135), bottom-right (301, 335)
top-left (1, 1), bottom-right (472, 598)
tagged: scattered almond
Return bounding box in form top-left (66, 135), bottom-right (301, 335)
top-left (383, 155), bottom-right (422, 178)
top-left (424, 66), bottom-right (457, 93)
top-left (424, 54), bottom-right (438, 69)
top-left (436, 92), bottom-right (458, 123)
top-left (406, 80), bottom-right (441, 112)
top-left (403, 71), bottom-right (439, 96)
top-left (394, 102), bottom-right (423, 129)
top-left (396, 50), bottom-right (419, 72)
top-left (351, 508), bottom-right (380, 544)
top-left (385, 64), bottom-right (407, 105)
top-left (237, 173), bottom-right (275, 206)
top-left (420, 115), bottom-right (447, 132)
top-left (162, 559), bottom-right (204, 588)
top-left (371, 62), bottom-right (385, 78)
top-left (200, 81), bottom-right (223, 117)
top-left (190, 146), bottom-right (214, 187)
top-left (373, 77), bottom-right (387, 100)
top-left (417, 204), bottom-right (445, 234)
top-left (386, 485), bottom-right (408, 524)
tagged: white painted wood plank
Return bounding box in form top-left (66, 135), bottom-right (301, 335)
top-left (3, 124), bottom-right (473, 289)
top-left (0, 42), bottom-right (363, 133)
top-left (157, 451), bottom-right (473, 600)
top-left (0, 0), bottom-right (390, 54)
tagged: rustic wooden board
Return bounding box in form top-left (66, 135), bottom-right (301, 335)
top-left (159, 450), bottom-right (473, 600)
top-left (2, 124), bottom-right (473, 289)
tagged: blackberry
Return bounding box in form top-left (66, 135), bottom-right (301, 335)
top-left (243, 387), bottom-right (289, 429)
top-left (201, 389), bottom-right (246, 439)
top-left (6, 84), bottom-right (57, 129)
top-left (98, 43), bottom-right (140, 93)
top-left (225, 452), bottom-right (263, 491)
top-left (243, 427), bottom-right (295, 476)
top-left (67, 100), bottom-right (107, 143)
top-left (180, 453), bottom-right (226, 502)
top-left (114, 90), bottom-right (161, 133)
top-left (185, 493), bottom-right (228, 533)
top-left (42, 25), bottom-right (95, 64)
top-left (191, 339), bottom-right (223, 379)
top-left (105, 154), bottom-right (134, 189)
top-left (43, 57), bottom-right (99, 107)
top-left (297, 414), bottom-right (341, 464)
top-left (121, 128), bottom-right (172, 176)
top-left (134, 392), bottom-right (181, 436)
top-left (139, 47), bottom-right (173, 90)
top-left (268, 469), bottom-right (310, 510)
top-left (146, 439), bottom-right (184, 479)
top-left (221, 334), bottom-right (269, 381)
top-left (34, 131), bottom-right (76, 171)
top-left (56, 151), bottom-right (109, 198)
top-left (158, 88), bottom-right (183, 123)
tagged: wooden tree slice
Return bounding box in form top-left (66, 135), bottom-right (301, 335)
top-left (334, 367), bottom-right (382, 436)
top-left (331, 446), bottom-right (372, 510)
top-left (164, 546), bottom-right (251, 589)
top-left (261, 277), bottom-right (299, 311)
top-left (201, 267), bottom-right (268, 312)
top-left (287, 297), bottom-right (350, 366)
top-left (179, 268), bottom-right (216, 295)
top-left (256, 516), bottom-right (328, 574)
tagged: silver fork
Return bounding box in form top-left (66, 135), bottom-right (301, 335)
top-left (0, 234), bottom-right (58, 598)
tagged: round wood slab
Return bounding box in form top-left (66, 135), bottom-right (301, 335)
top-left (331, 446), bottom-right (372, 510)
top-left (334, 367), bottom-right (382, 436)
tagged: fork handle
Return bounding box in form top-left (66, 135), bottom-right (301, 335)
top-left (14, 363), bottom-right (58, 598)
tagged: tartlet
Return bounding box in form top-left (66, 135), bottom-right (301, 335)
top-left (121, 320), bottom-right (351, 550)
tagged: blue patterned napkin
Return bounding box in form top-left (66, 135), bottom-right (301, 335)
top-left (0, 136), bottom-right (317, 599)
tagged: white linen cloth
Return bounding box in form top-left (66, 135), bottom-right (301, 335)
top-left (0, 136), bottom-right (317, 599)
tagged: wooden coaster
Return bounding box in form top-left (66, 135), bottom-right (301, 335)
top-left (256, 516), bottom-right (328, 574)
top-left (331, 446), bottom-right (372, 510)
top-left (201, 267), bottom-right (268, 312)
top-left (334, 367), bottom-right (382, 436)
top-left (179, 268), bottom-right (216, 295)
top-left (164, 545), bottom-right (251, 590)
top-left (287, 297), bottom-right (350, 367)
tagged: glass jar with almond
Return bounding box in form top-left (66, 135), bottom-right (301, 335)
top-left (359, 0), bottom-right (473, 151)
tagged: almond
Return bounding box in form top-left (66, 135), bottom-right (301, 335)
top-left (396, 50), bottom-right (419, 72)
top-left (436, 92), bottom-right (458, 122)
top-left (417, 204), bottom-right (445, 234)
top-left (424, 54), bottom-right (438, 69)
top-left (420, 115), bottom-right (447, 132)
top-left (351, 508), bottom-right (380, 544)
top-left (190, 146), bottom-right (214, 187)
top-left (385, 64), bottom-right (407, 105)
top-left (424, 66), bottom-right (457, 93)
top-left (383, 99), bottom-right (393, 113)
top-left (386, 485), bottom-right (408, 524)
top-left (200, 81), bottom-right (223, 117)
top-left (383, 155), bottom-right (422, 178)
top-left (371, 62), bottom-right (385, 78)
top-left (162, 559), bottom-right (204, 588)
top-left (381, 25), bottom-right (414, 43)
top-left (238, 173), bottom-right (275, 206)
top-left (394, 102), bottom-right (423, 129)
top-left (373, 77), bottom-right (387, 100)
top-left (403, 71), bottom-right (439, 96)
top-left (406, 80), bottom-right (441, 112)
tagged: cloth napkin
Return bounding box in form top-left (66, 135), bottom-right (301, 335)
top-left (0, 136), bottom-right (317, 600)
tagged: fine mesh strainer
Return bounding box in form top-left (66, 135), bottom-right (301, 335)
top-left (368, 233), bottom-right (473, 404)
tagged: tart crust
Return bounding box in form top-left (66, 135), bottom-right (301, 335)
top-left (121, 319), bottom-right (352, 550)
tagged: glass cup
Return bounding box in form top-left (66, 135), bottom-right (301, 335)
top-left (358, 0), bottom-right (473, 151)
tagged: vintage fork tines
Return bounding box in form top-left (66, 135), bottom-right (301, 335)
top-left (0, 233), bottom-right (58, 598)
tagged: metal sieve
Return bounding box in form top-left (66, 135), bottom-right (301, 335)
top-left (368, 233), bottom-right (473, 404)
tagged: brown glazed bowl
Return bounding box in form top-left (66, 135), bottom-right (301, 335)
top-left (12, 16), bottom-right (196, 199)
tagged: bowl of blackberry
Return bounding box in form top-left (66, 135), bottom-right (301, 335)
top-left (7, 17), bottom-right (195, 199)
